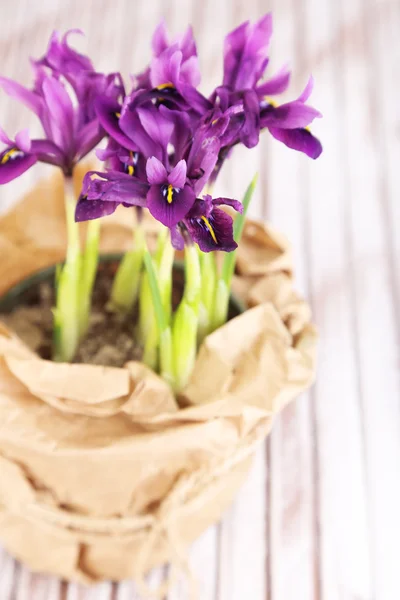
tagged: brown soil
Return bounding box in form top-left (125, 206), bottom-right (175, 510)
top-left (0, 262), bottom-right (144, 368)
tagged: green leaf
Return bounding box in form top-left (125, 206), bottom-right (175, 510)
top-left (221, 172), bottom-right (258, 287)
top-left (143, 250), bottom-right (167, 333)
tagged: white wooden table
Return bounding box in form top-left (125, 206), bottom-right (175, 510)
top-left (0, 0), bottom-right (399, 598)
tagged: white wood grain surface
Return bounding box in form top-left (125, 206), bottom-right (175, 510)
top-left (0, 0), bottom-right (399, 598)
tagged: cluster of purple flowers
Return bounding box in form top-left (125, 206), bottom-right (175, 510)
top-left (0, 14), bottom-right (322, 253)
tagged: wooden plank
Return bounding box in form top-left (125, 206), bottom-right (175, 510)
top-left (341, 0), bottom-right (400, 598)
top-left (0, 550), bottom-right (18, 600)
top-left (302, 0), bottom-right (376, 598)
top-left (263, 0), bottom-right (317, 598)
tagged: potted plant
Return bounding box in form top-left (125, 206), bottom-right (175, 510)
top-left (0, 14), bottom-right (321, 593)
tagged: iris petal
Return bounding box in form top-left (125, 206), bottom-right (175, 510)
top-left (241, 89), bottom-right (260, 148)
top-left (75, 197), bottom-right (119, 222)
top-left (146, 156), bottom-right (168, 185)
top-left (256, 67), bottom-right (291, 96)
top-left (147, 183), bottom-right (195, 228)
top-left (95, 95), bottom-right (137, 150)
top-left (168, 159), bottom-right (187, 188)
top-left (269, 127), bottom-right (323, 159)
top-left (0, 76), bottom-right (42, 115)
top-left (261, 101), bottom-right (321, 129)
top-left (82, 170), bottom-right (149, 204)
top-left (0, 146), bottom-right (37, 184)
top-left (186, 207), bottom-right (237, 252)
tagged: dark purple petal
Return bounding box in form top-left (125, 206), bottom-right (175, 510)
top-left (147, 183), bottom-right (195, 228)
top-left (83, 170), bottom-right (149, 204)
top-left (241, 89), bottom-right (260, 148)
top-left (212, 196), bottom-right (243, 213)
top-left (186, 115), bottom-right (229, 194)
top-left (146, 156), bottom-right (168, 185)
top-left (186, 206), bottom-right (237, 252)
top-left (186, 197), bottom-right (211, 219)
top-left (269, 127), bottom-right (323, 159)
top-left (261, 100), bottom-right (321, 129)
top-left (75, 197), bottom-right (118, 222)
top-left (95, 95), bottom-right (137, 151)
top-left (168, 159), bottom-right (187, 188)
top-left (0, 76), bottom-right (42, 115)
top-left (256, 67), bottom-right (291, 96)
top-left (0, 145), bottom-right (37, 184)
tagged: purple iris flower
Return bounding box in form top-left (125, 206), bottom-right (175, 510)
top-left (75, 16), bottom-right (323, 254)
top-left (135, 21), bottom-right (201, 92)
top-left (146, 157), bottom-right (195, 227)
top-left (75, 107), bottom-right (241, 251)
top-left (0, 30), bottom-right (123, 183)
top-left (210, 13), bottom-right (322, 162)
top-left (176, 194), bottom-right (243, 252)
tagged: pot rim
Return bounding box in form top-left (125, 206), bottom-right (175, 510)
top-left (0, 253), bottom-right (246, 315)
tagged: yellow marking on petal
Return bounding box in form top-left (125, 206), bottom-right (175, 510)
top-left (305, 126), bottom-right (311, 133)
top-left (201, 216), bottom-right (218, 244)
top-left (157, 82), bottom-right (174, 90)
top-left (115, 111), bottom-right (121, 118)
top-left (264, 97), bottom-right (277, 107)
top-left (167, 184), bottom-right (174, 204)
top-left (1, 147), bottom-right (18, 165)
top-left (127, 151), bottom-right (135, 176)
top-left (211, 118), bottom-right (219, 125)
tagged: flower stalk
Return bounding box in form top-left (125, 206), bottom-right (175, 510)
top-left (53, 176), bottom-right (81, 362)
top-left (198, 251), bottom-right (218, 342)
top-left (109, 221), bottom-right (145, 313)
top-left (172, 243), bottom-right (201, 391)
top-left (78, 218), bottom-right (101, 337)
top-left (143, 248), bottom-right (174, 385)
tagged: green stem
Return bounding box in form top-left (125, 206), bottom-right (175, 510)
top-left (78, 218), bottom-right (101, 337)
top-left (53, 176), bottom-right (81, 362)
top-left (172, 244), bottom-right (201, 392)
top-left (143, 249), bottom-right (174, 385)
top-left (198, 250), bottom-right (218, 342)
top-left (140, 270), bottom-right (159, 370)
top-left (140, 229), bottom-right (174, 370)
top-left (109, 223), bottom-right (145, 313)
top-left (156, 229), bottom-right (175, 321)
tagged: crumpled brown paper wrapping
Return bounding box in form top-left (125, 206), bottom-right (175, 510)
top-left (0, 169), bottom-right (317, 590)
